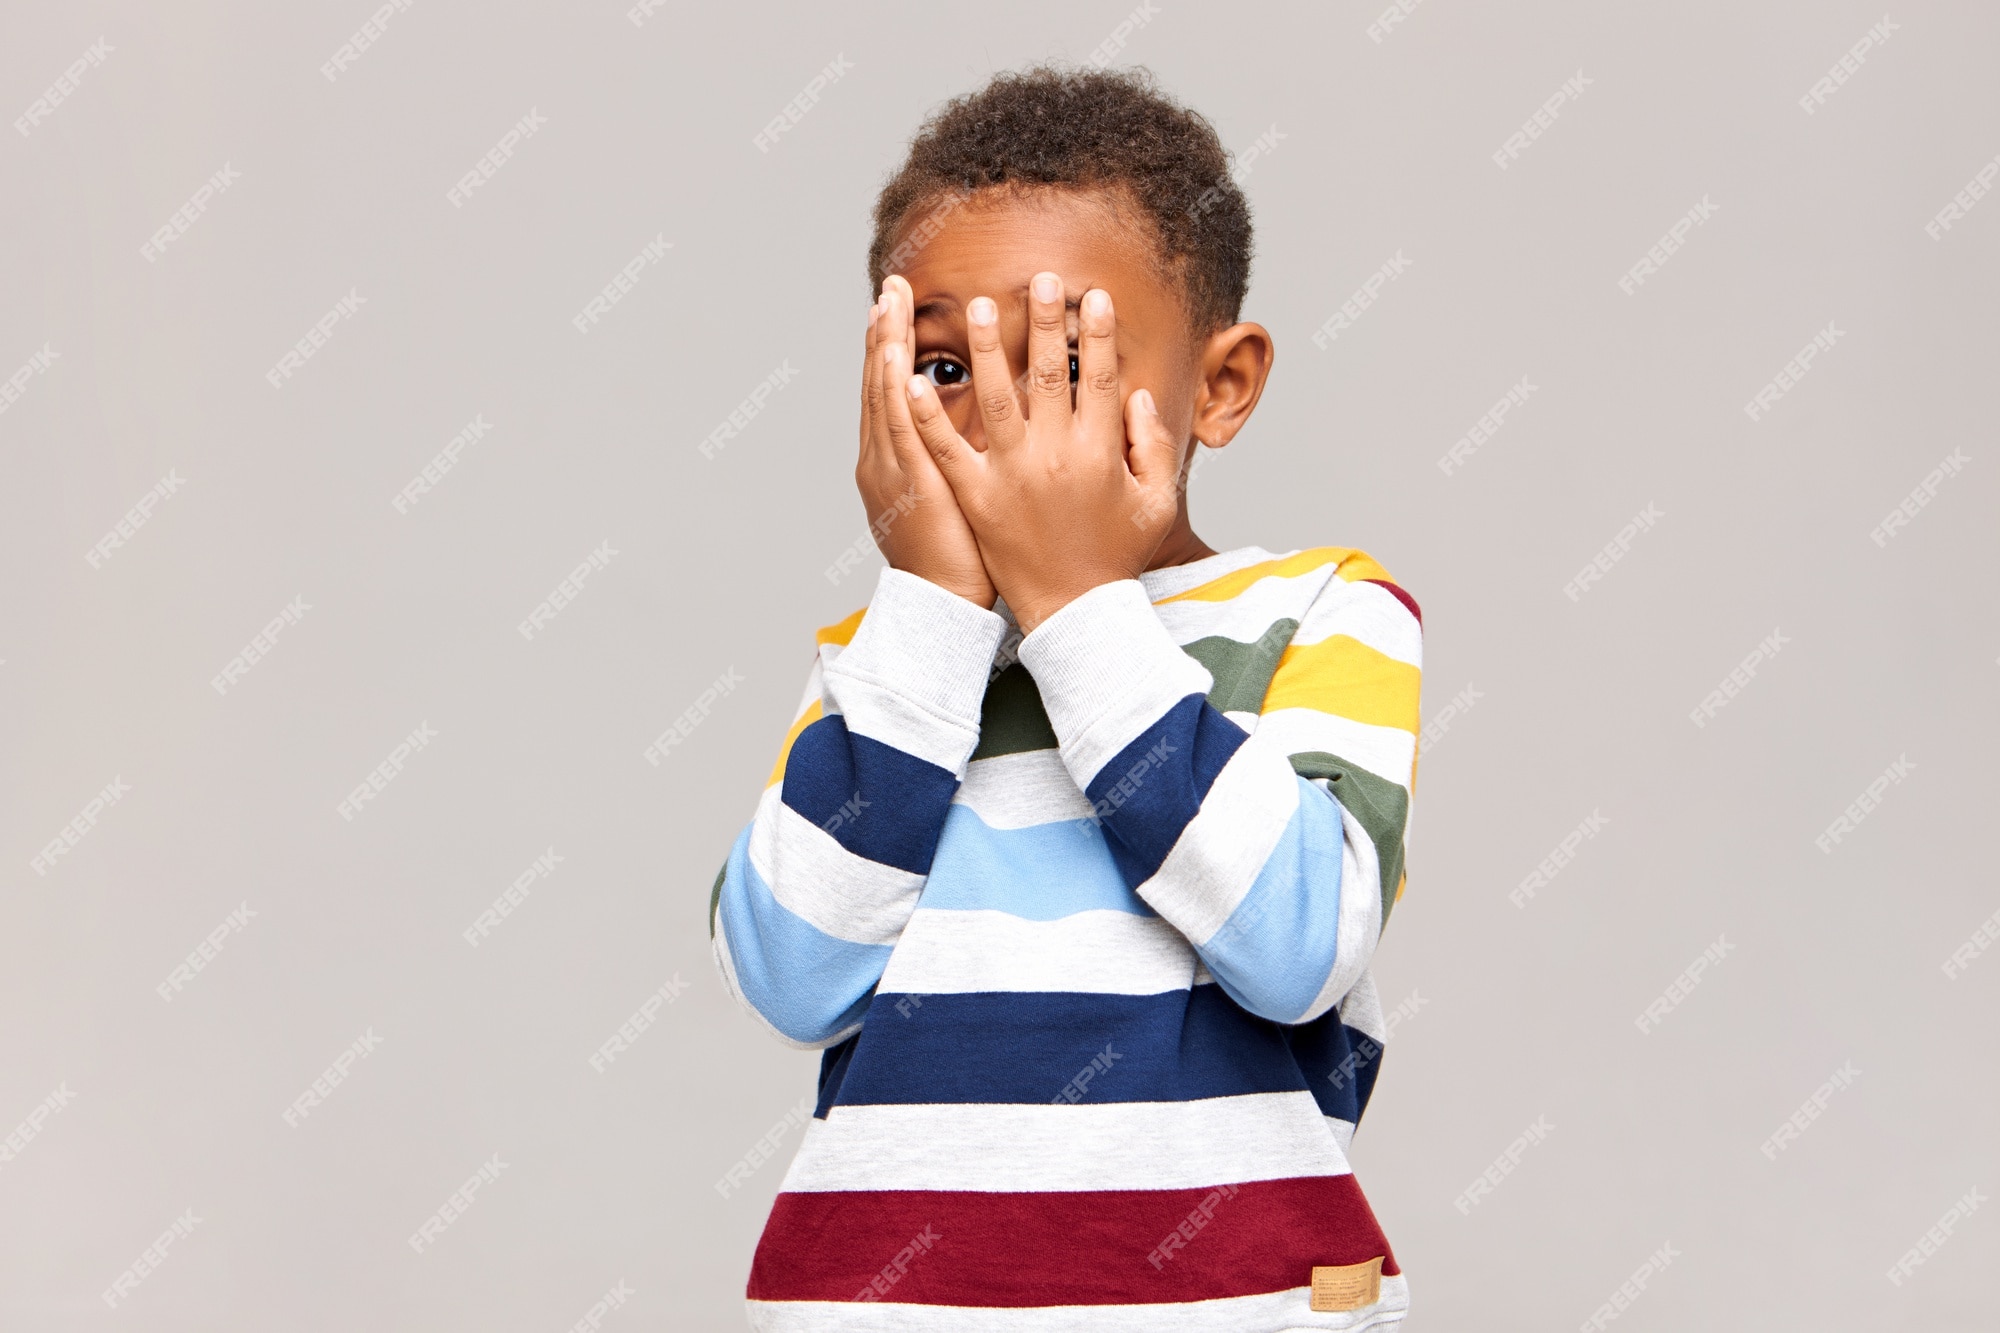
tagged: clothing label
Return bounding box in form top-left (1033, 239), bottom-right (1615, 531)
top-left (1310, 1257), bottom-right (1383, 1312)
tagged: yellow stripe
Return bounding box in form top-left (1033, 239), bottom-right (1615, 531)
top-left (1157, 546), bottom-right (1397, 605)
top-left (817, 607), bottom-right (865, 648)
top-left (767, 700), bottom-right (825, 788)
top-left (1328, 550), bottom-right (1396, 586)
top-left (1263, 634), bottom-right (1420, 734)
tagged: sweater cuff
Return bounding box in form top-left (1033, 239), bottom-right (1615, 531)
top-left (1016, 578), bottom-right (1213, 786)
top-left (827, 566), bottom-right (1007, 733)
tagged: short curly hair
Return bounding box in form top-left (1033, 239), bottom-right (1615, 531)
top-left (868, 65), bottom-right (1253, 336)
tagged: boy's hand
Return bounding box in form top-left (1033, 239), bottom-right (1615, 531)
top-left (858, 275), bottom-right (995, 608)
top-left (900, 272), bottom-right (1181, 634)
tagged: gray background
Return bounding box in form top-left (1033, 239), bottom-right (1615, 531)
top-left (3, 0), bottom-right (1996, 1327)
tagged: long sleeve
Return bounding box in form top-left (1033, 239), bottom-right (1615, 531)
top-left (710, 567), bottom-right (1006, 1048)
top-left (1016, 569), bottom-right (1421, 1026)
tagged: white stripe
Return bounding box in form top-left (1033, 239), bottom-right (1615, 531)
top-left (877, 908), bottom-right (1195, 995)
top-left (1138, 731), bottom-right (1301, 947)
top-left (1291, 578), bottom-right (1422, 665)
top-left (1339, 969), bottom-right (1386, 1044)
top-left (1152, 563), bottom-right (1330, 646)
top-left (748, 1277), bottom-right (1409, 1332)
top-left (782, 1091), bottom-right (1349, 1193)
top-left (750, 784), bottom-right (925, 946)
top-left (1252, 708), bottom-right (1414, 789)
top-left (1326, 1114), bottom-right (1357, 1156)
top-left (1300, 795), bottom-right (1383, 1022)
top-left (954, 749), bottom-right (1091, 829)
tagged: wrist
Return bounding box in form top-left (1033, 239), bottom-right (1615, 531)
top-left (911, 563), bottom-right (996, 609)
top-left (883, 554), bottom-right (996, 610)
top-left (1005, 571), bottom-right (1131, 634)
top-left (1009, 596), bottom-right (1065, 637)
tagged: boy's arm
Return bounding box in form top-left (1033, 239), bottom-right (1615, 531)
top-left (709, 566), bottom-right (1006, 1048)
top-left (1017, 562), bottom-right (1420, 1025)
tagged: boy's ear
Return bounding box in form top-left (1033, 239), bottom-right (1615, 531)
top-left (1190, 322), bottom-right (1274, 448)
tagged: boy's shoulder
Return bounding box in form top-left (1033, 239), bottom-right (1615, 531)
top-left (1151, 545), bottom-right (1417, 621)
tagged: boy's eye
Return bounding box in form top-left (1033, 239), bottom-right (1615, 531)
top-left (917, 356), bottom-right (969, 387)
top-left (915, 354), bottom-right (1080, 387)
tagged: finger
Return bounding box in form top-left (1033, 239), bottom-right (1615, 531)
top-left (1024, 271), bottom-right (1071, 421)
top-left (903, 372), bottom-right (981, 494)
top-left (879, 338), bottom-right (923, 469)
top-left (964, 295), bottom-right (1025, 452)
top-left (1123, 388), bottom-right (1183, 500)
top-left (1076, 288), bottom-right (1121, 446)
top-left (859, 294), bottom-right (884, 463)
top-left (883, 274), bottom-right (914, 348)
top-left (874, 278), bottom-right (916, 453)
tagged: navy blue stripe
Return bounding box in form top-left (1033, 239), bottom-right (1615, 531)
top-left (1086, 695), bottom-right (1248, 887)
top-left (815, 1033), bottom-right (860, 1119)
top-left (779, 714), bottom-right (959, 875)
top-left (1285, 1013), bottom-right (1385, 1124)
top-left (833, 987), bottom-right (1308, 1106)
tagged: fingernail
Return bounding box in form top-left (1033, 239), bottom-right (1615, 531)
top-left (1032, 273), bottom-right (1061, 303)
top-left (907, 375), bottom-right (928, 399)
top-left (968, 297), bottom-right (996, 327)
top-left (1134, 388), bottom-right (1156, 415)
top-left (1083, 289), bottom-right (1111, 319)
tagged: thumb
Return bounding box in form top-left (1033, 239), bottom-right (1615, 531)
top-left (902, 372), bottom-right (981, 495)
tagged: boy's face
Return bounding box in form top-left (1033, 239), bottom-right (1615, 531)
top-left (892, 188), bottom-right (1202, 452)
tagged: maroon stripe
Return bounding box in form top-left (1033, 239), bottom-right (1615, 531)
top-left (1362, 578), bottom-right (1421, 626)
top-left (747, 1175), bottom-right (1398, 1307)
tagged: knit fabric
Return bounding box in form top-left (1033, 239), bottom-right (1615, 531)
top-left (711, 545), bottom-right (1423, 1330)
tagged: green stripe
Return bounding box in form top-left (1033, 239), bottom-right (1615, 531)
top-left (1179, 619), bottom-right (1299, 715)
top-left (971, 664), bottom-right (1058, 760)
top-left (1289, 750), bottom-right (1408, 928)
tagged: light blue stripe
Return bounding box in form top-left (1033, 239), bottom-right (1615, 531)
top-left (717, 824), bottom-right (888, 1045)
top-left (919, 804), bottom-right (1154, 919)
top-left (1202, 775), bottom-right (1344, 1023)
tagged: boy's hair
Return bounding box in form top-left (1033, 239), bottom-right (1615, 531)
top-left (869, 65), bottom-right (1253, 336)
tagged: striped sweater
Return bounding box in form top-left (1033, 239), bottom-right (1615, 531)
top-left (710, 544), bottom-right (1423, 1331)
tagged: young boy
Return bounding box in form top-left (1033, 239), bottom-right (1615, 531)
top-left (710, 66), bottom-right (1422, 1330)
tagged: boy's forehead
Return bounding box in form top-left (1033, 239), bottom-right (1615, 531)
top-left (896, 189), bottom-right (1171, 312)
